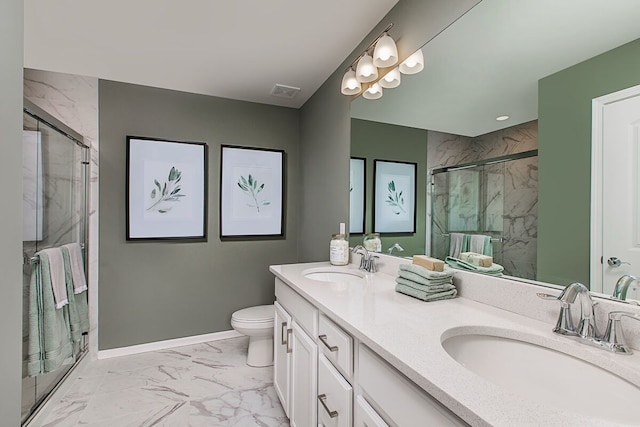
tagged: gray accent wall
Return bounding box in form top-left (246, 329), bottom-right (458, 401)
top-left (298, 0), bottom-right (481, 261)
top-left (0, 0), bottom-right (23, 423)
top-left (99, 81), bottom-right (300, 350)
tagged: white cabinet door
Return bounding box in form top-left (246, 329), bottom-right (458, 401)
top-left (354, 395), bottom-right (388, 427)
top-left (290, 320), bottom-right (318, 427)
top-left (317, 354), bottom-right (352, 427)
top-left (274, 302), bottom-right (291, 417)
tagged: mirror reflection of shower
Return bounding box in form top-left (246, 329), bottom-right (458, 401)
top-left (430, 150), bottom-right (538, 280)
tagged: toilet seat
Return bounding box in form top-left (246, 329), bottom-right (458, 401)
top-left (232, 304), bottom-right (274, 323)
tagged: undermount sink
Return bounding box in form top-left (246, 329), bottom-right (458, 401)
top-left (442, 330), bottom-right (640, 424)
top-left (303, 267), bottom-right (365, 284)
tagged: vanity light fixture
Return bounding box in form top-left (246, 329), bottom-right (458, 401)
top-left (379, 67), bottom-right (401, 89)
top-left (363, 83), bottom-right (383, 100)
top-left (496, 115), bottom-right (510, 121)
top-left (399, 49), bottom-right (424, 75)
top-left (341, 67), bottom-right (362, 95)
top-left (373, 32), bottom-right (398, 67)
top-left (340, 23), bottom-right (424, 99)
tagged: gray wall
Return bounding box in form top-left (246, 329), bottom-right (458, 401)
top-left (0, 0), bottom-right (23, 424)
top-left (298, 0), bottom-right (481, 261)
top-left (350, 119), bottom-right (428, 255)
top-left (99, 81), bottom-right (300, 350)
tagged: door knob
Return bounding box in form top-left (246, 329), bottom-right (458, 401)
top-left (607, 257), bottom-right (631, 268)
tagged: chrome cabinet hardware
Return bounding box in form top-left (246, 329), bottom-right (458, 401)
top-left (318, 334), bottom-right (338, 352)
top-left (281, 322), bottom-right (288, 345)
top-left (286, 328), bottom-right (292, 354)
top-left (318, 394), bottom-right (338, 418)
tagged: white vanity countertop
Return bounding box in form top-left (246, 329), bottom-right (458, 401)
top-left (270, 261), bottom-right (640, 427)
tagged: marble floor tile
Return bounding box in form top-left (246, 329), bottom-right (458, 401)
top-left (39, 337), bottom-right (289, 427)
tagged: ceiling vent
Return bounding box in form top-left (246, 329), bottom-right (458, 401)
top-left (270, 84), bottom-right (300, 99)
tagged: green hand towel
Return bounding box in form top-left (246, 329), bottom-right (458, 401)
top-left (397, 270), bottom-right (453, 287)
top-left (62, 247), bottom-right (89, 348)
top-left (445, 256), bottom-right (504, 276)
top-left (399, 263), bottom-right (454, 280)
top-left (395, 283), bottom-right (457, 302)
top-left (395, 277), bottom-right (455, 293)
top-left (28, 251), bottom-right (74, 377)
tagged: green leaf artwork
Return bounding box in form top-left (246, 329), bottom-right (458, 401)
top-left (237, 174), bottom-right (269, 212)
top-left (385, 180), bottom-right (406, 215)
top-left (147, 166), bottom-right (186, 213)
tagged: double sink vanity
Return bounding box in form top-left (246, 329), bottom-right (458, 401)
top-left (270, 254), bottom-right (640, 426)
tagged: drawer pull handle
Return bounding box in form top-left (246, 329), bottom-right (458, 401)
top-left (281, 322), bottom-right (288, 346)
top-left (318, 394), bottom-right (338, 418)
top-left (286, 328), bottom-right (292, 354)
top-left (318, 334), bottom-right (338, 352)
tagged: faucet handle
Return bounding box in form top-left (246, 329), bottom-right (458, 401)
top-left (601, 311), bottom-right (640, 354)
top-left (536, 292), bottom-right (577, 336)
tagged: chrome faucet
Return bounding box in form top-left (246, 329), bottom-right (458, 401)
top-left (352, 245), bottom-right (378, 273)
top-left (612, 274), bottom-right (638, 301)
top-left (538, 282), bottom-right (597, 338)
top-left (386, 243), bottom-right (404, 255)
top-left (538, 282), bottom-right (640, 354)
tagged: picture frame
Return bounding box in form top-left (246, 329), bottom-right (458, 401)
top-left (349, 157), bottom-right (366, 234)
top-left (373, 159), bottom-right (417, 234)
top-left (220, 145), bottom-right (285, 238)
top-left (126, 136), bottom-right (208, 241)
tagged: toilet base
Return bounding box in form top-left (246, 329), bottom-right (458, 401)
top-left (247, 335), bottom-right (274, 367)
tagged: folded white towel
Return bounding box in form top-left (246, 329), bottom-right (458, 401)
top-left (38, 248), bottom-right (68, 309)
top-left (61, 243), bottom-right (87, 294)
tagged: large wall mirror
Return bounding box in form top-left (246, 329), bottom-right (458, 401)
top-left (349, 0), bottom-right (640, 301)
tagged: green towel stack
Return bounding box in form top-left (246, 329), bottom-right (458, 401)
top-left (445, 256), bottom-right (504, 276)
top-left (395, 263), bottom-right (457, 302)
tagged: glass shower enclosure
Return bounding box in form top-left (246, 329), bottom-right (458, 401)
top-left (430, 150), bottom-right (538, 280)
top-left (21, 100), bottom-right (89, 424)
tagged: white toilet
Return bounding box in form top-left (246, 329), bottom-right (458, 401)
top-left (231, 304), bottom-right (275, 367)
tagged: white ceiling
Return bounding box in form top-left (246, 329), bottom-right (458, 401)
top-left (24, 0), bottom-right (398, 109)
top-left (351, 0), bottom-right (640, 137)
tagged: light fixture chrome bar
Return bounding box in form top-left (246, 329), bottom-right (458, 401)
top-left (345, 23), bottom-right (394, 72)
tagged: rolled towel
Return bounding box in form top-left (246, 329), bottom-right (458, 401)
top-left (445, 256), bottom-right (504, 276)
top-left (395, 277), bottom-right (455, 293)
top-left (396, 283), bottom-right (457, 302)
top-left (399, 263), bottom-right (454, 280)
top-left (398, 270), bottom-right (453, 287)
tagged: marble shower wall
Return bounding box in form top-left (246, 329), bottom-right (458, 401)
top-left (428, 121), bottom-right (538, 280)
top-left (23, 69), bottom-right (99, 356)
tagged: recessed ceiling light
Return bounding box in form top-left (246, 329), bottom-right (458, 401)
top-left (496, 115), bottom-right (510, 121)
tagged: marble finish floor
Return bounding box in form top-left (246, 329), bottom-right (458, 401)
top-left (39, 337), bottom-right (289, 426)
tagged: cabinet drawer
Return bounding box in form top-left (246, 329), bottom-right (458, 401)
top-left (318, 354), bottom-right (352, 427)
top-left (319, 314), bottom-right (353, 379)
top-left (275, 278), bottom-right (318, 337)
top-left (354, 395), bottom-right (388, 427)
top-left (358, 344), bottom-right (468, 427)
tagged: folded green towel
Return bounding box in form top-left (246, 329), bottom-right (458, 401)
top-left (445, 256), bottom-right (504, 276)
top-left (399, 263), bottom-right (454, 280)
top-left (397, 271), bottom-right (453, 287)
top-left (395, 283), bottom-right (457, 302)
top-left (395, 277), bottom-right (455, 293)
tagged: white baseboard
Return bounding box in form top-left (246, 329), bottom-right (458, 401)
top-left (97, 329), bottom-right (243, 359)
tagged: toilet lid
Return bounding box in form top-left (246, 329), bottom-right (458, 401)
top-left (232, 304), bottom-right (274, 323)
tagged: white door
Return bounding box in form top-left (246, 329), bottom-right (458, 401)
top-left (274, 302), bottom-right (291, 417)
top-left (594, 84), bottom-right (640, 298)
top-left (290, 320), bottom-right (318, 427)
